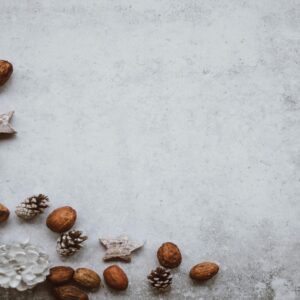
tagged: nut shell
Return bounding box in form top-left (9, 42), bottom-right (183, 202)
top-left (47, 266), bottom-right (74, 285)
top-left (103, 265), bottom-right (128, 291)
top-left (0, 204), bottom-right (10, 222)
top-left (73, 268), bottom-right (101, 290)
top-left (157, 242), bottom-right (182, 268)
top-left (189, 262), bottom-right (219, 281)
top-left (46, 206), bottom-right (77, 233)
top-left (54, 285), bottom-right (89, 300)
top-left (0, 60), bottom-right (13, 86)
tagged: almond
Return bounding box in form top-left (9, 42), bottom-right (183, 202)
top-left (47, 266), bottom-right (74, 285)
top-left (157, 242), bottom-right (182, 268)
top-left (103, 265), bottom-right (128, 291)
top-left (73, 268), bottom-right (101, 290)
top-left (46, 206), bottom-right (77, 233)
top-left (189, 262), bottom-right (219, 281)
top-left (0, 204), bottom-right (10, 223)
top-left (0, 60), bottom-right (13, 86)
top-left (54, 285), bottom-right (88, 300)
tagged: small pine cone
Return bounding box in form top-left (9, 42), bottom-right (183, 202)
top-left (147, 266), bottom-right (172, 290)
top-left (57, 230), bottom-right (88, 257)
top-left (15, 194), bottom-right (49, 220)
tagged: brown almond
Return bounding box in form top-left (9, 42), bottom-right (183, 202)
top-left (103, 265), bottom-right (128, 291)
top-left (0, 60), bottom-right (13, 86)
top-left (47, 266), bottom-right (74, 285)
top-left (54, 285), bottom-right (88, 300)
top-left (189, 262), bottom-right (219, 281)
top-left (73, 268), bottom-right (101, 290)
top-left (46, 206), bottom-right (77, 233)
top-left (157, 242), bottom-right (182, 268)
top-left (0, 204), bottom-right (10, 223)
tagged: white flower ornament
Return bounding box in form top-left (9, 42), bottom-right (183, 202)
top-left (0, 243), bottom-right (50, 291)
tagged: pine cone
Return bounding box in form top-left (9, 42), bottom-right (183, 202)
top-left (15, 194), bottom-right (49, 220)
top-left (57, 230), bottom-right (88, 257)
top-left (147, 266), bottom-right (172, 290)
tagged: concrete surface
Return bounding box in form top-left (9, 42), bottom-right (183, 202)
top-left (1, 1), bottom-right (300, 299)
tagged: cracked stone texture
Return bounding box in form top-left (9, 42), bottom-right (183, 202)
top-left (0, 0), bottom-right (300, 299)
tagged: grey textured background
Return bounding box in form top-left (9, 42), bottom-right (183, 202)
top-left (1, 0), bottom-right (300, 299)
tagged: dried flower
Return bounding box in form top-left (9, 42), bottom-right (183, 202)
top-left (0, 243), bottom-right (50, 291)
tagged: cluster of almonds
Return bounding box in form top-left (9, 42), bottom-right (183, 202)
top-left (48, 242), bottom-right (220, 299)
top-left (47, 243), bottom-right (219, 299)
top-left (1, 196), bottom-right (87, 257)
top-left (47, 266), bottom-right (101, 300)
top-left (47, 265), bottom-right (128, 299)
top-left (148, 242), bottom-right (219, 291)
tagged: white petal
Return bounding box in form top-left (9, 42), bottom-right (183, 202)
top-left (31, 274), bottom-right (45, 284)
top-left (7, 245), bottom-right (23, 257)
top-left (14, 253), bottom-right (27, 264)
top-left (0, 275), bottom-right (10, 285)
top-left (9, 275), bottom-right (21, 288)
top-left (25, 250), bottom-right (39, 261)
top-left (22, 272), bottom-right (35, 283)
top-left (0, 257), bottom-right (9, 265)
top-left (2, 269), bottom-right (15, 277)
top-left (0, 266), bottom-right (11, 274)
top-left (16, 281), bottom-right (30, 291)
top-left (30, 264), bottom-right (43, 274)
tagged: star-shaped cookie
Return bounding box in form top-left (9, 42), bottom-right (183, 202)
top-left (99, 235), bottom-right (143, 262)
top-left (0, 111), bottom-right (16, 134)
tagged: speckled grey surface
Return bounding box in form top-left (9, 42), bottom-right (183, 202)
top-left (1, 1), bottom-right (300, 299)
